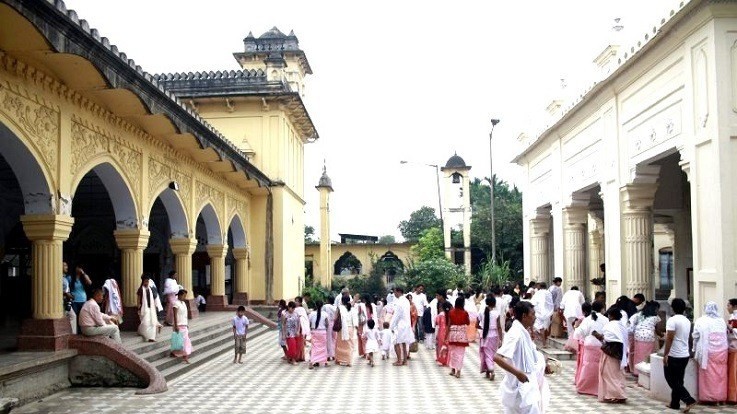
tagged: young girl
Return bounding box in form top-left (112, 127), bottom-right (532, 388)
top-left (276, 300), bottom-right (288, 359)
top-left (380, 321), bottom-right (393, 361)
top-left (363, 319), bottom-right (380, 367)
top-left (435, 301), bottom-right (452, 366)
top-left (172, 289), bottom-right (193, 364)
top-left (478, 295), bottom-right (501, 380)
top-left (283, 301), bottom-right (301, 365)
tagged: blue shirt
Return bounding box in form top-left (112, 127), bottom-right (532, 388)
top-left (66, 275), bottom-right (87, 303)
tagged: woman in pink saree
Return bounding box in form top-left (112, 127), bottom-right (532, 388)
top-left (693, 301), bottom-right (729, 402)
top-left (628, 301), bottom-right (662, 376)
top-left (727, 298), bottom-right (737, 403)
top-left (477, 296), bottom-right (501, 380)
top-left (435, 301), bottom-right (451, 366)
top-left (573, 301), bottom-right (606, 395)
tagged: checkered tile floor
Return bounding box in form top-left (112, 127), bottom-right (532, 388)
top-left (14, 331), bottom-right (736, 413)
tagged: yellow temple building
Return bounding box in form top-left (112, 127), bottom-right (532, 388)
top-left (0, 0), bottom-right (316, 350)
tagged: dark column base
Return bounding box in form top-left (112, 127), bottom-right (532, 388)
top-left (120, 306), bottom-right (140, 331)
top-left (207, 295), bottom-right (228, 311)
top-left (17, 318), bottom-right (72, 351)
top-left (232, 292), bottom-right (248, 305)
top-left (185, 299), bottom-right (199, 319)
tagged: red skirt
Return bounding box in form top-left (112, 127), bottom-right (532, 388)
top-left (286, 337), bottom-right (300, 360)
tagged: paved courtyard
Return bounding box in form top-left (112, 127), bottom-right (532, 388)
top-left (14, 331), bottom-right (735, 414)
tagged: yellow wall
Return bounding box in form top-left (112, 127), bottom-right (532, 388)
top-left (305, 243), bottom-right (415, 279)
top-left (195, 100), bottom-right (305, 200)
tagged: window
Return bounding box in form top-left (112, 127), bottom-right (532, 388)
top-left (658, 248), bottom-right (674, 290)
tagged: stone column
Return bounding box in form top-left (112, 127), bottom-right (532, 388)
top-left (529, 217), bottom-right (551, 282)
top-left (232, 247), bottom-right (249, 305)
top-left (17, 214), bottom-right (74, 351)
top-left (563, 207), bottom-right (588, 290)
top-left (114, 229), bottom-right (150, 331)
top-left (587, 214), bottom-right (604, 300)
top-left (621, 183), bottom-right (658, 299)
top-left (207, 244), bottom-right (229, 311)
top-left (169, 237), bottom-right (198, 318)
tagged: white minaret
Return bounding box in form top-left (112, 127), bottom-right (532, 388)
top-left (441, 153), bottom-right (472, 276)
top-left (315, 164), bottom-right (333, 288)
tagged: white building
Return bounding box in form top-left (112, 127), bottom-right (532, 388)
top-left (513, 0), bottom-right (737, 316)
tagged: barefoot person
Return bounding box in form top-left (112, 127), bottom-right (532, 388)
top-left (447, 296), bottom-right (471, 378)
top-left (172, 289), bottom-right (193, 364)
top-left (79, 288), bottom-right (121, 343)
top-left (232, 305), bottom-right (250, 364)
top-left (137, 274), bottom-right (162, 342)
top-left (663, 298), bottom-right (697, 412)
top-left (390, 287), bottom-right (413, 366)
top-left (494, 301), bottom-right (543, 414)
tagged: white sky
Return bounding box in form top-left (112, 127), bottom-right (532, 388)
top-left (65, 0), bottom-right (684, 241)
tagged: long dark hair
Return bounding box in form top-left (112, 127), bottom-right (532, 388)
top-left (362, 294), bottom-right (373, 318)
top-left (454, 296), bottom-right (465, 310)
top-left (483, 296), bottom-right (496, 339)
top-left (314, 300), bottom-right (324, 329)
top-left (341, 294), bottom-right (351, 312)
top-left (581, 302), bottom-right (592, 318)
top-left (591, 301), bottom-right (605, 321)
top-left (442, 301), bottom-right (452, 326)
top-left (642, 300), bottom-right (659, 318)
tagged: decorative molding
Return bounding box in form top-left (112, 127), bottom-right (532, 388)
top-left (70, 118), bottom-right (142, 194)
top-left (0, 82), bottom-right (59, 172)
top-left (196, 180), bottom-right (224, 217)
top-left (148, 157), bottom-right (192, 217)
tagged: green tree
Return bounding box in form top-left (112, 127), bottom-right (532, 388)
top-left (398, 206), bottom-right (441, 242)
top-left (305, 225), bottom-right (316, 243)
top-left (399, 258), bottom-right (467, 298)
top-left (378, 235), bottom-right (396, 244)
top-left (470, 177), bottom-right (523, 274)
top-left (412, 227), bottom-right (444, 262)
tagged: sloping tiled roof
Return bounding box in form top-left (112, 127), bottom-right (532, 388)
top-left (7, 0), bottom-right (272, 186)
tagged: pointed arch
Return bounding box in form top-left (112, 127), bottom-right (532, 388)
top-left (0, 114), bottom-right (55, 214)
top-left (72, 160), bottom-right (138, 229)
top-left (334, 251), bottom-right (362, 276)
top-left (228, 213), bottom-right (247, 248)
top-left (149, 185), bottom-right (189, 238)
top-left (196, 202), bottom-right (223, 244)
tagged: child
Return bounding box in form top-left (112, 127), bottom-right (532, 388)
top-left (232, 306), bottom-right (250, 364)
top-left (380, 321), bottom-right (393, 361)
top-left (363, 319), bottom-right (380, 367)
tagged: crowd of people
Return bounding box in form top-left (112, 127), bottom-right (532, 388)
top-left (275, 280), bottom-right (737, 412)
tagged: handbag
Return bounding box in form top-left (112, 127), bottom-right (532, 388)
top-left (170, 331), bottom-right (184, 351)
top-left (448, 325), bottom-right (469, 343)
top-left (409, 341), bottom-right (419, 353)
top-left (332, 310), bottom-right (342, 332)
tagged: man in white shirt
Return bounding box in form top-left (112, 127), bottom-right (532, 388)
top-left (559, 286), bottom-right (585, 341)
top-left (495, 301), bottom-right (544, 413)
top-left (663, 298), bottom-right (697, 412)
top-left (412, 285), bottom-right (428, 342)
top-left (390, 287), bottom-right (413, 365)
top-left (531, 283), bottom-right (554, 347)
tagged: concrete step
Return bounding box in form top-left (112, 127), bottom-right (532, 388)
top-left (159, 325), bottom-right (272, 381)
top-left (138, 323), bottom-right (251, 364)
top-left (249, 306), bottom-right (279, 323)
top-left (539, 347), bottom-right (575, 361)
top-left (126, 323), bottom-right (226, 357)
top-left (547, 337), bottom-right (569, 351)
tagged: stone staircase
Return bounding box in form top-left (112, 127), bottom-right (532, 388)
top-left (121, 312), bottom-right (272, 381)
top-left (537, 336), bottom-right (575, 361)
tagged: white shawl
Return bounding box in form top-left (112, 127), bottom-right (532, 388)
top-left (603, 319), bottom-right (628, 369)
top-left (103, 279), bottom-right (123, 316)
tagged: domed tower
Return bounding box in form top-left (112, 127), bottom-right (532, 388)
top-left (315, 164), bottom-right (334, 289)
top-left (234, 27), bottom-right (313, 97)
top-left (441, 153), bottom-right (472, 276)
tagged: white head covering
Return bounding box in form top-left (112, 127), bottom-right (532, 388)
top-left (705, 301), bottom-right (720, 318)
top-left (694, 301), bottom-right (728, 368)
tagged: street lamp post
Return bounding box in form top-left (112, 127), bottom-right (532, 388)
top-left (489, 118), bottom-right (500, 264)
top-left (399, 160), bottom-right (444, 237)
